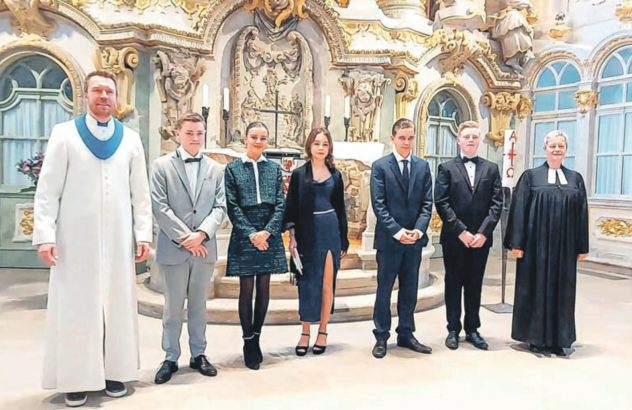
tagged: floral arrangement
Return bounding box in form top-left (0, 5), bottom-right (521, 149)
top-left (16, 152), bottom-right (45, 191)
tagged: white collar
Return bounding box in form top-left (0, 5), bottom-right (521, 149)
top-left (178, 146), bottom-right (202, 161)
top-left (393, 150), bottom-right (411, 163)
top-left (547, 167), bottom-right (568, 185)
top-left (86, 112), bottom-right (112, 128)
top-left (241, 153), bottom-right (267, 163)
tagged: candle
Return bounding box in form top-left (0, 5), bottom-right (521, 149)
top-left (223, 87), bottom-right (230, 111)
top-left (325, 95), bottom-right (331, 117)
top-left (203, 84), bottom-right (209, 108)
top-left (344, 96), bottom-right (350, 119)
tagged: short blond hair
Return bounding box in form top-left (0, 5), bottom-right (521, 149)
top-left (458, 120), bottom-right (479, 135)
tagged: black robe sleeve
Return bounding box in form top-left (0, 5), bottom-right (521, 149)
top-left (576, 173), bottom-right (589, 255)
top-left (504, 170), bottom-right (532, 251)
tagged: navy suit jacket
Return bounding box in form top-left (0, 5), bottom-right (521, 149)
top-left (370, 153), bottom-right (433, 251)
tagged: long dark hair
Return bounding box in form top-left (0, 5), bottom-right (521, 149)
top-left (304, 127), bottom-right (335, 168)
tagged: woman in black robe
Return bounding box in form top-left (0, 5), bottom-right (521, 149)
top-left (505, 130), bottom-right (589, 356)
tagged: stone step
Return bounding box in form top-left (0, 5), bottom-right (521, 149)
top-left (214, 269), bottom-right (381, 299)
top-left (137, 272), bottom-right (444, 325)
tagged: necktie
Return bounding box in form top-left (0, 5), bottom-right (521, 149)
top-left (463, 156), bottom-right (478, 164)
top-left (401, 159), bottom-right (410, 189)
top-left (184, 157), bottom-right (202, 163)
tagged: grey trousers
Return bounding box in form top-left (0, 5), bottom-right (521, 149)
top-left (160, 258), bottom-right (214, 361)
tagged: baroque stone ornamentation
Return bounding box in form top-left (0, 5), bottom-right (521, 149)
top-left (335, 159), bottom-right (372, 239)
top-left (429, 211), bottom-right (443, 233)
top-left (244, 0), bottom-right (308, 28)
top-left (12, 203), bottom-right (35, 242)
top-left (394, 72), bottom-right (419, 120)
top-left (426, 29), bottom-right (497, 77)
top-left (549, 12), bottom-right (571, 41)
top-left (615, 0), bottom-right (632, 23)
top-left (515, 95), bottom-right (533, 120)
top-left (96, 46), bottom-right (139, 119)
top-left (1, 0), bottom-right (58, 38)
top-left (154, 49), bottom-right (206, 151)
top-left (230, 26), bottom-right (313, 149)
top-left (598, 218), bottom-right (632, 238)
top-left (339, 70), bottom-right (390, 142)
top-left (481, 91), bottom-right (520, 147)
top-left (573, 90), bottom-right (598, 115)
top-left (376, 0), bottom-right (426, 19)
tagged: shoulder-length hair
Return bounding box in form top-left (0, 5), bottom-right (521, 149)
top-left (304, 127), bottom-right (335, 168)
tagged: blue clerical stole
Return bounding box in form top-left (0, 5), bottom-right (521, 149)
top-left (74, 114), bottom-right (123, 160)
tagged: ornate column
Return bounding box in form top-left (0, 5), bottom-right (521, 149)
top-left (481, 91), bottom-right (521, 147)
top-left (394, 72), bottom-right (419, 121)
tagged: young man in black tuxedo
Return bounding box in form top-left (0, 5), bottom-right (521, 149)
top-left (434, 121), bottom-right (503, 350)
top-left (370, 118), bottom-right (433, 358)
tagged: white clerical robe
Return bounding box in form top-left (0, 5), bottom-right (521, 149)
top-left (33, 119), bottom-right (152, 392)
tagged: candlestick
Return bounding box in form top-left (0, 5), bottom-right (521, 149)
top-left (203, 84), bottom-right (209, 108)
top-left (344, 117), bottom-right (350, 142)
top-left (344, 96), bottom-right (350, 119)
top-left (223, 87), bottom-right (230, 111)
top-left (201, 106), bottom-right (209, 149)
top-left (325, 95), bottom-right (331, 117)
top-left (223, 109), bottom-right (229, 148)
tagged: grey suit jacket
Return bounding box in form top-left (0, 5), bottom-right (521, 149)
top-left (151, 151), bottom-right (227, 266)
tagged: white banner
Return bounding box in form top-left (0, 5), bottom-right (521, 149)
top-left (502, 130), bottom-right (517, 188)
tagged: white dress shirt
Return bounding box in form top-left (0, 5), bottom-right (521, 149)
top-left (461, 154), bottom-right (477, 188)
top-left (547, 167), bottom-right (568, 185)
top-left (391, 150), bottom-right (423, 241)
top-left (85, 113), bottom-right (114, 141)
top-left (241, 153), bottom-right (268, 204)
top-left (179, 146), bottom-right (202, 195)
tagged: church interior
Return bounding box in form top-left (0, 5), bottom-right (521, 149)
top-left (0, 0), bottom-right (631, 408)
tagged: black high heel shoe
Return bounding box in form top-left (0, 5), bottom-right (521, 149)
top-left (295, 333), bottom-right (310, 356)
top-left (312, 331), bottom-right (328, 355)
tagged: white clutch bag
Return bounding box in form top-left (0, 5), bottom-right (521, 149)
top-left (292, 251), bottom-right (303, 275)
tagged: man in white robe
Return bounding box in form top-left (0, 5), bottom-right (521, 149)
top-left (33, 70), bottom-right (152, 407)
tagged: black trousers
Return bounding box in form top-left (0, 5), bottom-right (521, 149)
top-left (373, 246), bottom-right (422, 341)
top-left (442, 243), bottom-right (490, 335)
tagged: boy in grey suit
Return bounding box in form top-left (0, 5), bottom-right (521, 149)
top-left (150, 113), bottom-right (227, 383)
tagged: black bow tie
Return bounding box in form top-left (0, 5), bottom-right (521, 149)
top-left (184, 157), bottom-right (202, 164)
top-left (462, 156), bottom-right (478, 164)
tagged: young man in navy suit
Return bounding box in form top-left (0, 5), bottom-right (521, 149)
top-left (370, 118), bottom-right (434, 358)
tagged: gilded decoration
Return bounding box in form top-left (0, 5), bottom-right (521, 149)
top-left (376, 0), bottom-right (426, 19)
top-left (339, 70), bottom-right (390, 142)
top-left (429, 211), bottom-right (442, 233)
top-left (96, 46), bottom-right (139, 119)
top-left (426, 29), bottom-right (497, 77)
top-left (154, 49), bottom-right (206, 151)
top-left (615, 0), bottom-right (632, 23)
top-left (0, 40), bottom-right (84, 116)
top-left (2, 0), bottom-right (58, 38)
top-left (95, 0), bottom-right (211, 20)
top-left (515, 95), bottom-right (532, 120)
top-left (244, 0), bottom-right (308, 28)
top-left (549, 12), bottom-right (571, 41)
top-left (230, 25), bottom-right (314, 149)
top-left (598, 218), bottom-right (632, 238)
top-left (20, 209), bottom-right (34, 236)
top-left (13, 203), bottom-right (35, 242)
top-left (573, 90), bottom-right (598, 115)
top-left (525, 51), bottom-right (586, 90)
top-left (481, 91), bottom-right (520, 147)
top-left (590, 35), bottom-right (632, 79)
top-left (394, 72), bottom-right (419, 120)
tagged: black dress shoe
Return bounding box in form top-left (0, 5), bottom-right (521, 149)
top-left (65, 392), bottom-right (87, 407)
top-left (445, 331), bottom-right (459, 350)
top-left (550, 346), bottom-right (567, 357)
top-left (155, 360), bottom-right (178, 384)
top-left (528, 343), bottom-right (543, 354)
top-left (190, 355), bottom-right (218, 377)
top-left (465, 332), bottom-right (489, 350)
top-left (372, 340), bottom-right (387, 359)
top-left (243, 337), bottom-right (260, 370)
top-left (397, 336), bottom-right (433, 354)
top-left (104, 380), bottom-right (127, 398)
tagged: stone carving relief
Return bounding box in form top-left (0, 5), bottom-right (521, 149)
top-left (433, 0), bottom-right (486, 32)
top-left (230, 25), bottom-right (313, 149)
top-left (335, 159), bottom-right (371, 240)
top-left (154, 49), bottom-right (206, 152)
top-left (574, 90), bottom-right (598, 115)
top-left (1, 0), bottom-right (58, 38)
top-left (96, 46), bottom-right (139, 120)
top-left (515, 95), bottom-right (532, 120)
top-left (616, 0), bottom-right (632, 23)
top-left (481, 91), bottom-right (520, 147)
top-left (485, 0), bottom-right (536, 74)
top-left (598, 218), bottom-right (632, 238)
top-left (426, 29), bottom-right (497, 77)
top-left (339, 70), bottom-right (390, 142)
top-left (394, 72), bottom-right (419, 120)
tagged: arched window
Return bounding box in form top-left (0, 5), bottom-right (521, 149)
top-left (531, 61), bottom-right (580, 169)
top-left (594, 46), bottom-right (632, 196)
top-left (425, 90), bottom-right (467, 176)
top-left (0, 55), bottom-right (74, 186)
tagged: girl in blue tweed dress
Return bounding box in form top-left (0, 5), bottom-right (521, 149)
top-left (224, 121), bottom-right (287, 370)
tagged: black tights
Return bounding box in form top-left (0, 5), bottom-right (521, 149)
top-left (238, 274), bottom-right (271, 338)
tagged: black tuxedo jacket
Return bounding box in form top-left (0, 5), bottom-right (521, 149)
top-left (434, 156), bottom-right (503, 248)
top-left (370, 153), bottom-right (433, 251)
